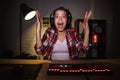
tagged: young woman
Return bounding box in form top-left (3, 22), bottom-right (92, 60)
top-left (35, 7), bottom-right (92, 60)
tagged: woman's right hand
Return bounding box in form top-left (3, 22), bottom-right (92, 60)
top-left (36, 10), bottom-right (41, 32)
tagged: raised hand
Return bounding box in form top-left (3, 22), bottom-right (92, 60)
top-left (84, 10), bottom-right (92, 23)
top-left (79, 10), bottom-right (92, 33)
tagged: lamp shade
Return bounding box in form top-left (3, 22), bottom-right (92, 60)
top-left (20, 3), bottom-right (36, 20)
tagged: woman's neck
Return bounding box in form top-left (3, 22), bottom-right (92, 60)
top-left (57, 30), bottom-right (66, 35)
top-left (57, 30), bottom-right (66, 42)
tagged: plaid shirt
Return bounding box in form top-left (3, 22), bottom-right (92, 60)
top-left (35, 27), bottom-right (87, 60)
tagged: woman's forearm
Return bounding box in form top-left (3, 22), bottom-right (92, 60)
top-left (83, 22), bottom-right (89, 47)
top-left (36, 11), bottom-right (42, 48)
top-left (83, 30), bottom-right (89, 47)
top-left (36, 27), bottom-right (42, 48)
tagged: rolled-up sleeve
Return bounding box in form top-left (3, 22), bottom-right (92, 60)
top-left (74, 31), bottom-right (88, 54)
top-left (34, 29), bottom-right (50, 55)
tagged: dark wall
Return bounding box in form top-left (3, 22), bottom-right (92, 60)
top-left (112, 0), bottom-right (120, 58)
top-left (0, 0), bottom-right (20, 55)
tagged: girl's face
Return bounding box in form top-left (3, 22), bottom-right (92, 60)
top-left (54, 10), bottom-right (67, 32)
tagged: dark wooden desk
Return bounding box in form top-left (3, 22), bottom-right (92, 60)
top-left (0, 59), bottom-right (120, 80)
top-left (36, 59), bottom-right (120, 80)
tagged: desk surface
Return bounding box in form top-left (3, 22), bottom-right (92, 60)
top-left (36, 59), bottom-right (120, 80)
top-left (0, 59), bottom-right (120, 80)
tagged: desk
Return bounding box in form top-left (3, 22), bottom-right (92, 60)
top-left (0, 59), bottom-right (120, 80)
top-left (36, 59), bottom-right (120, 80)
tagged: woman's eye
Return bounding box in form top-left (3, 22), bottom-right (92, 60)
top-left (62, 16), bottom-right (66, 18)
top-left (54, 16), bottom-right (58, 18)
top-left (54, 15), bottom-right (67, 19)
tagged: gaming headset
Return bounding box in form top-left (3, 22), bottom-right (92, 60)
top-left (50, 7), bottom-right (72, 29)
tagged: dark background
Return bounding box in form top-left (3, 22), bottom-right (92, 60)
top-left (0, 0), bottom-right (120, 59)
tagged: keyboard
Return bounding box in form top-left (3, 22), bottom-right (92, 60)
top-left (47, 63), bottom-right (111, 75)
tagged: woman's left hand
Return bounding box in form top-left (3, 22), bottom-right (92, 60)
top-left (80, 10), bottom-right (92, 33)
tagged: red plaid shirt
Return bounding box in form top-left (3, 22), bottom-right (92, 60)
top-left (35, 27), bottom-right (87, 60)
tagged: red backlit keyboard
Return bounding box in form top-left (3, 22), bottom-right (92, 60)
top-left (47, 63), bottom-right (111, 75)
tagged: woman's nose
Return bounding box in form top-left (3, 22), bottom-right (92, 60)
top-left (58, 17), bottom-right (62, 21)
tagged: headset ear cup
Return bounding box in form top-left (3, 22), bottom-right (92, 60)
top-left (50, 13), bottom-right (54, 27)
top-left (67, 11), bottom-right (72, 27)
top-left (68, 15), bottom-right (71, 25)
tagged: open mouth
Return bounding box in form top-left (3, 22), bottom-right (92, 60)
top-left (57, 23), bottom-right (64, 29)
top-left (58, 23), bottom-right (63, 25)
